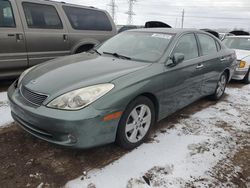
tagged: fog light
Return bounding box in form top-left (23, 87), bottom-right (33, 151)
top-left (239, 60), bottom-right (246, 68)
top-left (68, 134), bottom-right (77, 144)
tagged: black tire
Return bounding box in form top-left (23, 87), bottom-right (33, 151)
top-left (243, 69), bottom-right (250, 84)
top-left (209, 72), bottom-right (228, 100)
top-left (116, 96), bottom-right (155, 150)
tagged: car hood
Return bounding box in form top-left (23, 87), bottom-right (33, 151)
top-left (234, 49), bottom-right (250, 60)
top-left (22, 53), bottom-right (150, 96)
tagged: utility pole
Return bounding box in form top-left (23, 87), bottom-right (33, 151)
top-left (126, 0), bottom-right (137, 25)
top-left (108, 0), bottom-right (117, 23)
top-left (181, 9), bottom-right (185, 28)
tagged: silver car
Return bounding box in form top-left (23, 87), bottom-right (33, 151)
top-left (223, 36), bottom-right (250, 83)
top-left (0, 0), bottom-right (116, 79)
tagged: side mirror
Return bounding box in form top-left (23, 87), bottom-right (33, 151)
top-left (172, 53), bottom-right (185, 65)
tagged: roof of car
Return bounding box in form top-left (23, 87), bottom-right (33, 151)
top-left (225, 35), bottom-right (250, 39)
top-left (128, 28), bottom-right (206, 34)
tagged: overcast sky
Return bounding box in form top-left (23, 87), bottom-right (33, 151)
top-left (56, 0), bottom-right (250, 30)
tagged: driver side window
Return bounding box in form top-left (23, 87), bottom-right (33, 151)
top-left (172, 33), bottom-right (199, 61)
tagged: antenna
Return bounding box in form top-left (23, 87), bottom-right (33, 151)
top-left (126, 0), bottom-right (137, 25)
top-left (108, 0), bottom-right (117, 23)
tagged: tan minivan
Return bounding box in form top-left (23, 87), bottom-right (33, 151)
top-left (0, 0), bottom-right (117, 79)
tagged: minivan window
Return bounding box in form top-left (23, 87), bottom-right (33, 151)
top-left (198, 34), bottom-right (217, 55)
top-left (0, 0), bottom-right (15, 27)
top-left (172, 34), bottom-right (199, 61)
top-left (63, 6), bottom-right (112, 31)
top-left (22, 2), bottom-right (63, 29)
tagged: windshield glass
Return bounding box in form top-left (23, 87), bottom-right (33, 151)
top-left (223, 37), bottom-right (250, 51)
top-left (97, 31), bottom-right (173, 62)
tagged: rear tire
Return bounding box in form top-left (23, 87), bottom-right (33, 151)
top-left (243, 69), bottom-right (250, 84)
top-left (116, 96), bottom-right (155, 150)
top-left (209, 72), bottom-right (228, 100)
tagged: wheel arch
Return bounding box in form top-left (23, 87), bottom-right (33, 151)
top-left (223, 68), bottom-right (230, 82)
top-left (71, 39), bottom-right (100, 54)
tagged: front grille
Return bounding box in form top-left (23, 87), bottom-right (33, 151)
top-left (20, 86), bottom-right (48, 106)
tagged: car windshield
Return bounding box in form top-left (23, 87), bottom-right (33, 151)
top-left (223, 37), bottom-right (250, 51)
top-left (97, 31), bottom-right (173, 62)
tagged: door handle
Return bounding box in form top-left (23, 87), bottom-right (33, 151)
top-left (7, 34), bottom-right (15, 37)
top-left (63, 34), bottom-right (68, 41)
top-left (196, 64), bottom-right (204, 69)
top-left (220, 57), bottom-right (227, 62)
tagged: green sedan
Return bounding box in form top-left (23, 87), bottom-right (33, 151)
top-left (8, 28), bottom-right (236, 149)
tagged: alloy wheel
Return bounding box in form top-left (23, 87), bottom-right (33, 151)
top-left (216, 74), bottom-right (227, 97)
top-left (125, 104), bottom-right (152, 143)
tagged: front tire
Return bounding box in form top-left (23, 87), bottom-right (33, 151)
top-left (243, 69), bottom-right (250, 84)
top-left (116, 96), bottom-right (155, 149)
top-left (209, 72), bottom-right (228, 100)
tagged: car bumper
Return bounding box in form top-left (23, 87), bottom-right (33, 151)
top-left (232, 68), bottom-right (248, 80)
top-left (8, 82), bottom-right (122, 149)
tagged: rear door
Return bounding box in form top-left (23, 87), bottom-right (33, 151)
top-left (16, 0), bottom-right (70, 66)
top-left (0, 0), bottom-right (27, 77)
top-left (196, 33), bottom-right (224, 96)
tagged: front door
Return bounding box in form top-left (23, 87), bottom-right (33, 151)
top-left (162, 33), bottom-right (204, 114)
top-left (0, 0), bottom-right (27, 78)
top-left (16, 0), bottom-right (70, 66)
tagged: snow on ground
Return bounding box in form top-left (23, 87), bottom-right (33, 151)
top-left (66, 85), bottom-right (250, 188)
top-left (0, 92), bottom-right (13, 128)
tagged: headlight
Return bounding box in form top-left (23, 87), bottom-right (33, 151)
top-left (239, 60), bottom-right (246, 68)
top-left (18, 66), bottom-right (37, 87)
top-left (47, 84), bottom-right (114, 110)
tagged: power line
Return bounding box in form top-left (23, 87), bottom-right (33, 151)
top-left (181, 9), bottom-right (185, 28)
top-left (108, 0), bottom-right (117, 23)
top-left (126, 0), bottom-right (137, 25)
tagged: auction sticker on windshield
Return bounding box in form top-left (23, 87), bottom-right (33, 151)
top-left (151, 34), bottom-right (172, 39)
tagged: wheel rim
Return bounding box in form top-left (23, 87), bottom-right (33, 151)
top-left (216, 74), bottom-right (227, 97)
top-left (125, 104), bottom-right (152, 143)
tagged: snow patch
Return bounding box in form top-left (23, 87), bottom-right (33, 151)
top-left (0, 92), bottom-right (13, 128)
top-left (66, 85), bottom-right (250, 188)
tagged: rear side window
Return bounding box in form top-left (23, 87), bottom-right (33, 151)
top-left (172, 33), bottom-right (199, 61)
top-left (0, 0), bottom-right (15, 27)
top-left (198, 34), bottom-right (218, 55)
top-left (22, 2), bottom-right (63, 29)
top-left (63, 6), bottom-right (112, 31)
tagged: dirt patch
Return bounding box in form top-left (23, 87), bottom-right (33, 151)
top-left (0, 125), bottom-right (127, 188)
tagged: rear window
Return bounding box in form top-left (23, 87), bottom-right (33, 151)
top-left (63, 6), bottom-right (112, 31)
top-left (0, 0), bottom-right (15, 27)
top-left (22, 2), bottom-right (63, 29)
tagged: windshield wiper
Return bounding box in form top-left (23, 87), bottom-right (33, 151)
top-left (103, 52), bottom-right (131, 60)
top-left (89, 49), bottom-right (102, 56)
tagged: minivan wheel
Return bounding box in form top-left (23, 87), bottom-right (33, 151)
top-left (243, 69), bottom-right (250, 84)
top-left (116, 96), bottom-right (155, 150)
top-left (210, 72), bottom-right (228, 100)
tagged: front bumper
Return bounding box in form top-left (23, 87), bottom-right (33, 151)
top-left (232, 68), bottom-right (248, 80)
top-left (8, 83), bottom-right (121, 149)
